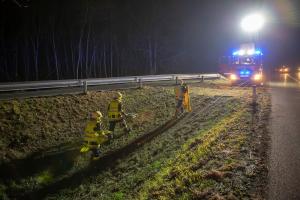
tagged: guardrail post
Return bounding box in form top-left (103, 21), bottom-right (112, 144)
top-left (175, 76), bottom-right (178, 84)
top-left (138, 78), bottom-right (143, 88)
top-left (201, 75), bottom-right (204, 82)
top-left (83, 81), bottom-right (88, 94)
top-left (252, 85), bottom-right (257, 105)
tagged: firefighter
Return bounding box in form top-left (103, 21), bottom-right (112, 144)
top-left (107, 92), bottom-right (130, 136)
top-left (80, 111), bottom-right (110, 159)
top-left (174, 80), bottom-right (191, 116)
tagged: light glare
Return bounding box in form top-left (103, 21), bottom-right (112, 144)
top-left (247, 49), bottom-right (254, 55)
top-left (230, 74), bottom-right (238, 80)
top-left (253, 73), bottom-right (262, 81)
top-left (239, 50), bottom-right (245, 56)
top-left (241, 14), bottom-right (265, 33)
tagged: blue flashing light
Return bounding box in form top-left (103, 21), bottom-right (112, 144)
top-left (233, 49), bottom-right (263, 56)
top-left (255, 50), bottom-right (261, 55)
top-left (239, 69), bottom-right (251, 76)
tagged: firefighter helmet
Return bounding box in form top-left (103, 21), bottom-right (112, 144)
top-left (115, 92), bottom-right (122, 100)
top-left (90, 111), bottom-right (103, 120)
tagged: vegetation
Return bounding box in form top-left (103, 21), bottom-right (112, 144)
top-left (47, 84), bottom-right (270, 200)
top-left (0, 82), bottom-right (271, 199)
top-left (1, 1), bottom-right (197, 82)
top-left (0, 86), bottom-right (174, 163)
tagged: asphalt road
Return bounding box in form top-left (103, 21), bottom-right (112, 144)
top-left (268, 72), bottom-right (300, 200)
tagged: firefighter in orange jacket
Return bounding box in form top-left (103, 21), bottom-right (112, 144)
top-left (174, 80), bottom-right (192, 116)
top-left (107, 92), bottom-right (130, 136)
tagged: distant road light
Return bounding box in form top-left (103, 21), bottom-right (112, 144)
top-left (241, 13), bottom-right (265, 33)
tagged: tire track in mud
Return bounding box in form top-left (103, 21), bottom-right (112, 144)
top-left (0, 140), bottom-right (82, 182)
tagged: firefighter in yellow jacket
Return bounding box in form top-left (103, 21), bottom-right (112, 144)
top-left (174, 79), bottom-right (192, 116)
top-left (81, 111), bottom-right (110, 159)
top-left (107, 92), bottom-right (130, 136)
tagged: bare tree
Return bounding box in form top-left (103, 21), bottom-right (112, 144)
top-left (31, 34), bottom-right (39, 80)
top-left (52, 31), bottom-right (59, 79)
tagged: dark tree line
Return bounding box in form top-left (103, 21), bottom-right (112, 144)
top-left (0, 0), bottom-right (192, 82)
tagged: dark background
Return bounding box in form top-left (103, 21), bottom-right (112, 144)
top-left (1, 0), bottom-right (300, 82)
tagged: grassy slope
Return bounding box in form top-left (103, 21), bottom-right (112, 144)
top-left (50, 99), bottom-right (240, 199)
top-left (47, 85), bottom-right (270, 200)
top-left (138, 89), bottom-right (270, 200)
top-left (0, 86), bottom-right (174, 163)
top-left (0, 83), bottom-right (271, 200)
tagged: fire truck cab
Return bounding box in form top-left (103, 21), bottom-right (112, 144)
top-left (219, 43), bottom-right (264, 85)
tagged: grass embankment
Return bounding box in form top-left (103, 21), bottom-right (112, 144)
top-left (47, 85), bottom-right (270, 200)
top-left (0, 86), bottom-right (174, 164)
top-left (138, 89), bottom-right (270, 200)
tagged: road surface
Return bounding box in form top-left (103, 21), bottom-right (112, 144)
top-left (268, 72), bottom-right (300, 200)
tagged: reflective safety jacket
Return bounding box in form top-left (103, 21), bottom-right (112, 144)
top-left (84, 120), bottom-right (101, 135)
top-left (108, 99), bottom-right (122, 121)
top-left (175, 85), bottom-right (192, 112)
top-left (183, 86), bottom-right (192, 112)
top-left (81, 120), bottom-right (109, 152)
top-left (174, 85), bottom-right (186, 100)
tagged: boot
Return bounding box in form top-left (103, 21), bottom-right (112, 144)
top-left (108, 132), bottom-right (114, 139)
top-left (92, 149), bottom-right (101, 160)
top-left (124, 127), bottom-right (131, 133)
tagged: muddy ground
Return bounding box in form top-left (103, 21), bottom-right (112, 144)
top-left (0, 81), bottom-right (271, 200)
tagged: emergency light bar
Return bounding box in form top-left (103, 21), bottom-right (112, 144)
top-left (239, 70), bottom-right (251, 75)
top-left (232, 49), bottom-right (262, 56)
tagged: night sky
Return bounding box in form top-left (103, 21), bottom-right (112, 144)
top-left (1, 0), bottom-right (300, 81)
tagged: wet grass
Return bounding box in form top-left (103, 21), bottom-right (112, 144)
top-left (48, 86), bottom-right (250, 199)
top-left (0, 86), bottom-right (177, 197)
top-left (138, 109), bottom-right (248, 199)
top-left (137, 88), bottom-right (270, 200)
top-left (0, 82), bottom-right (270, 200)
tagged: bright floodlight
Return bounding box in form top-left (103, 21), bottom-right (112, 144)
top-left (241, 13), bottom-right (265, 33)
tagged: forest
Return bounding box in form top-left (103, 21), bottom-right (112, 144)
top-left (0, 0), bottom-right (203, 82)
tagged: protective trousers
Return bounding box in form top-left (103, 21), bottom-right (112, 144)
top-left (109, 118), bottom-right (129, 133)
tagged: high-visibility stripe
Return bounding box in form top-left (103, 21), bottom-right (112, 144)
top-left (108, 100), bottom-right (122, 120)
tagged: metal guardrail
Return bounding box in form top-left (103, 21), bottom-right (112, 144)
top-left (0, 73), bottom-right (222, 92)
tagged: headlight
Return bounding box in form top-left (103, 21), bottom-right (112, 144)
top-left (230, 74), bottom-right (238, 80)
top-left (284, 68), bottom-right (289, 72)
top-left (253, 74), bottom-right (262, 81)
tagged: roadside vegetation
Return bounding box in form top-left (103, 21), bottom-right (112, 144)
top-left (0, 81), bottom-right (271, 200)
top-left (47, 84), bottom-right (270, 200)
top-left (139, 92), bottom-right (270, 200)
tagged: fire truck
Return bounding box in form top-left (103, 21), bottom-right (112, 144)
top-left (219, 43), bottom-right (264, 85)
